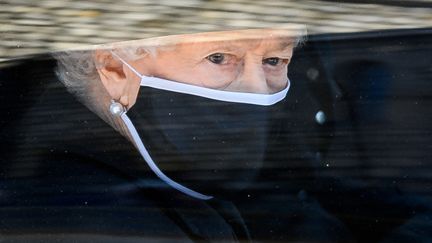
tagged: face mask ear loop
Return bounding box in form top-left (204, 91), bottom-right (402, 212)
top-left (120, 112), bottom-right (213, 200)
top-left (110, 51), bottom-right (212, 200)
top-left (110, 51), bottom-right (144, 79)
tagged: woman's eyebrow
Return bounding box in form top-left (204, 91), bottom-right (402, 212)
top-left (189, 38), bottom-right (294, 55)
top-left (279, 39), bottom-right (294, 50)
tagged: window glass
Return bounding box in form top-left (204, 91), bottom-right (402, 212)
top-left (1, 1), bottom-right (432, 242)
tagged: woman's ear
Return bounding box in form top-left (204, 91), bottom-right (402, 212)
top-left (94, 49), bottom-right (129, 102)
top-left (94, 49), bottom-right (150, 109)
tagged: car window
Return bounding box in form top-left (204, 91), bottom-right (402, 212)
top-left (1, 1), bottom-right (432, 242)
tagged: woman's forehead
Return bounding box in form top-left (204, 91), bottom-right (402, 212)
top-left (167, 39), bottom-right (294, 58)
top-left (103, 26), bottom-right (305, 52)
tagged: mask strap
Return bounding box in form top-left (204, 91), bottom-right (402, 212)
top-left (110, 51), bottom-right (144, 78)
top-left (120, 112), bottom-right (213, 200)
top-left (111, 51), bottom-right (212, 200)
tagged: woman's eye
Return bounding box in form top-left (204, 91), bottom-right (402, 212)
top-left (206, 53), bottom-right (226, 64)
top-left (263, 57), bottom-right (281, 66)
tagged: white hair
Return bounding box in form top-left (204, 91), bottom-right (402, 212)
top-left (53, 45), bottom-right (158, 95)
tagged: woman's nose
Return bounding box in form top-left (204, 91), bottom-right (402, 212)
top-left (236, 55), bottom-right (270, 94)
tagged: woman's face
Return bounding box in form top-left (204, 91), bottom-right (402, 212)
top-left (138, 30), bottom-right (295, 94)
top-left (98, 28), bottom-right (299, 108)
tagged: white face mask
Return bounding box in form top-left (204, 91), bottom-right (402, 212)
top-left (110, 51), bottom-right (290, 200)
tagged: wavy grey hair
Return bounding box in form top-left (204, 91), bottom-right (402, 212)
top-left (52, 45), bottom-right (161, 138)
top-left (53, 45), bottom-right (157, 96)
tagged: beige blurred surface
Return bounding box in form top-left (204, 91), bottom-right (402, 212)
top-left (1, 0), bottom-right (432, 60)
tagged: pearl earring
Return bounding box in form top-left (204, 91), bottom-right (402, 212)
top-left (109, 100), bottom-right (126, 116)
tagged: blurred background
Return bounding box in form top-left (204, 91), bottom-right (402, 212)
top-left (1, 0), bottom-right (432, 61)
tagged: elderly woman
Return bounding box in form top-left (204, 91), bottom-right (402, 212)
top-left (54, 26), bottom-right (306, 200)
top-left (0, 26), bottom-right (360, 242)
top-left (3, 24), bottom-right (432, 242)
